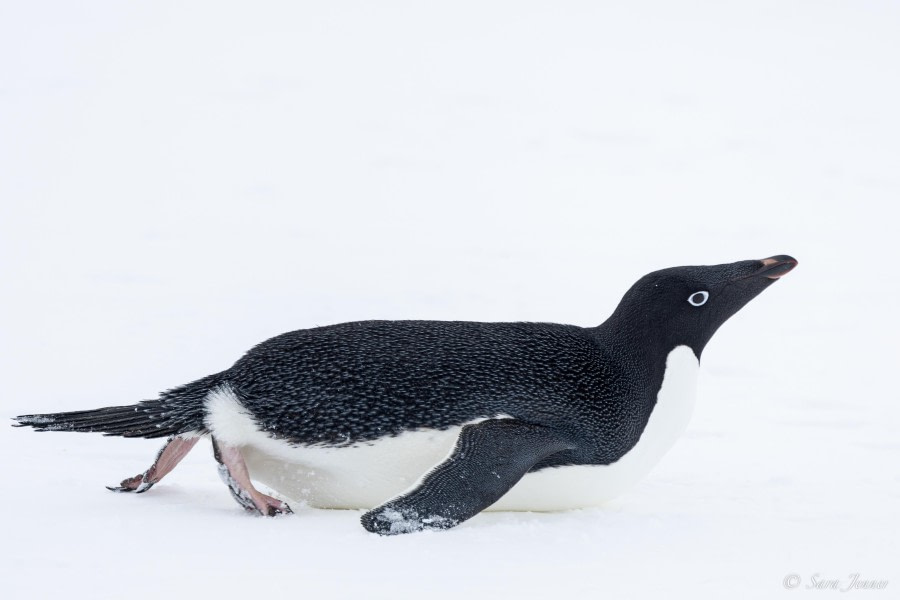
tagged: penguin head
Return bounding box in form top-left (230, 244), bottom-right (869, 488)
top-left (611, 255), bottom-right (798, 358)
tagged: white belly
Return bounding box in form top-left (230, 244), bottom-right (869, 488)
top-left (205, 346), bottom-right (699, 511)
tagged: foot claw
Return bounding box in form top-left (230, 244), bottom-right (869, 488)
top-left (255, 496), bottom-right (291, 517)
top-left (107, 473), bottom-right (154, 493)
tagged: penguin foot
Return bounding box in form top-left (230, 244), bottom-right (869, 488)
top-left (107, 472), bottom-right (156, 493)
top-left (250, 492), bottom-right (292, 517)
top-left (107, 435), bottom-right (200, 494)
top-left (212, 437), bottom-right (292, 517)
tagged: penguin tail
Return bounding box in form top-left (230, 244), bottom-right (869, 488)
top-left (12, 372), bottom-right (225, 439)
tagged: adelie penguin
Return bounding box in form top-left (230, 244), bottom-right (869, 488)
top-left (14, 255), bottom-right (797, 535)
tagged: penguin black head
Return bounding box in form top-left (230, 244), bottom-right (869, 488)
top-left (608, 255), bottom-right (798, 359)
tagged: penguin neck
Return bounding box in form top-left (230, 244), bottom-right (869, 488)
top-left (592, 312), bottom-right (701, 399)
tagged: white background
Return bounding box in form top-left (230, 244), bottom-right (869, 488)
top-left (1, 1), bottom-right (897, 598)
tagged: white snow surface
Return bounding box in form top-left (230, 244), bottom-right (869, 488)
top-left (1, 1), bottom-right (898, 599)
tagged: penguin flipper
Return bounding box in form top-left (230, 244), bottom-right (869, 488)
top-left (361, 419), bottom-right (575, 535)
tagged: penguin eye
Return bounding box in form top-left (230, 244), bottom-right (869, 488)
top-left (688, 291), bottom-right (709, 307)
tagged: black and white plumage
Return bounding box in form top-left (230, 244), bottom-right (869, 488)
top-left (13, 255), bottom-right (797, 534)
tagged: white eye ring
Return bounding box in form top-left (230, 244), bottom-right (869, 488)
top-left (688, 291), bottom-right (709, 306)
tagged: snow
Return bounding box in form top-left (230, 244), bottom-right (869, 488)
top-left (1, 1), bottom-right (898, 598)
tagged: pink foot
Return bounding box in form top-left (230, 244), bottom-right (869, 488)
top-left (212, 438), bottom-right (292, 517)
top-left (108, 435), bottom-right (199, 493)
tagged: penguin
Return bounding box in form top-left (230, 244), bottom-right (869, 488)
top-left (13, 255), bottom-right (797, 535)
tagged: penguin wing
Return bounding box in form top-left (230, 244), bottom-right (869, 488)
top-left (360, 418), bottom-right (576, 535)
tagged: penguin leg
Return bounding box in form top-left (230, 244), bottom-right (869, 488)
top-left (107, 435), bottom-right (200, 493)
top-left (211, 437), bottom-right (292, 517)
top-left (361, 419), bottom-right (575, 535)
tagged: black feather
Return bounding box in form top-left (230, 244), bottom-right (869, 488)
top-left (13, 373), bottom-right (223, 439)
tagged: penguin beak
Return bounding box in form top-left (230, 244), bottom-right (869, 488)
top-left (754, 255), bottom-right (798, 279)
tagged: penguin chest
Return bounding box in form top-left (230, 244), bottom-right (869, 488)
top-left (218, 345), bottom-right (699, 511)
